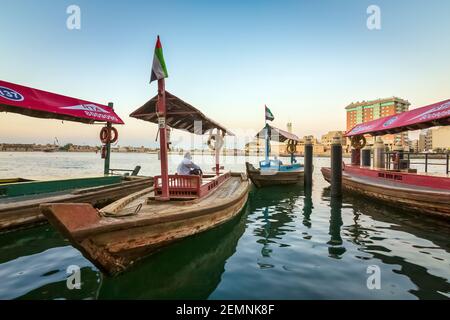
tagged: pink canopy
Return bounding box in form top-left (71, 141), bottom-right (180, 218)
top-left (346, 98), bottom-right (450, 137)
top-left (0, 80), bottom-right (124, 124)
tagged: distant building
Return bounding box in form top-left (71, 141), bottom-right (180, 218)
top-left (245, 141), bottom-right (265, 155)
top-left (418, 132), bottom-right (426, 152)
top-left (287, 122), bottom-right (292, 133)
top-left (410, 139), bottom-right (419, 153)
top-left (321, 131), bottom-right (347, 150)
top-left (345, 97), bottom-right (410, 148)
top-left (425, 127), bottom-right (450, 151)
top-left (0, 143), bottom-right (35, 152)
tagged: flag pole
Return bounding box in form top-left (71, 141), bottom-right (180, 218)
top-left (157, 78), bottom-right (170, 200)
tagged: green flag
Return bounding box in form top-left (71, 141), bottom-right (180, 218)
top-left (265, 105), bottom-right (275, 121)
top-left (150, 36), bottom-right (168, 83)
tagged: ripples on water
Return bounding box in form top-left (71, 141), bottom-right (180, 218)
top-left (0, 153), bottom-right (449, 299)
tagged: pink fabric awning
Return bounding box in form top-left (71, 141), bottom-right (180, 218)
top-left (0, 80), bottom-right (124, 124)
top-left (346, 99), bottom-right (450, 137)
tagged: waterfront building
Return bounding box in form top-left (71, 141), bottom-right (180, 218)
top-left (425, 127), bottom-right (450, 151)
top-left (345, 97), bottom-right (410, 148)
top-left (418, 131), bottom-right (426, 152)
top-left (321, 131), bottom-right (347, 150)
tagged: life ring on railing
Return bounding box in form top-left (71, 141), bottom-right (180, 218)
top-left (351, 135), bottom-right (366, 149)
top-left (100, 127), bottom-right (118, 144)
top-left (286, 140), bottom-right (298, 154)
top-left (207, 132), bottom-right (224, 151)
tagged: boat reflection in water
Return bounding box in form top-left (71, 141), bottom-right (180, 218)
top-left (247, 185), bottom-right (305, 267)
top-left (322, 187), bottom-right (450, 300)
top-left (98, 203), bottom-right (249, 299)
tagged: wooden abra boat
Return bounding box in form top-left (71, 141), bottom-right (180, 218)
top-left (246, 122), bottom-right (304, 187)
top-left (0, 79), bottom-right (138, 231)
top-left (322, 98), bottom-right (450, 220)
top-left (41, 172), bottom-right (249, 275)
top-left (246, 162), bottom-right (304, 187)
top-left (41, 39), bottom-right (250, 275)
top-left (321, 165), bottom-right (450, 220)
top-left (0, 176), bottom-right (153, 231)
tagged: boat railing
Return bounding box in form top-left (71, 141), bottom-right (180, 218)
top-left (199, 172), bottom-right (231, 197)
top-left (154, 171), bottom-right (232, 199)
top-left (383, 151), bottom-right (449, 174)
top-left (154, 174), bottom-right (201, 199)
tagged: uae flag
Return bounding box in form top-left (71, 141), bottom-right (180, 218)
top-left (150, 36), bottom-right (169, 83)
top-left (265, 105), bottom-right (275, 121)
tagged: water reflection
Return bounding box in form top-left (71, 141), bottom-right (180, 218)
top-left (327, 197), bottom-right (346, 258)
top-left (322, 187), bottom-right (450, 300)
top-left (302, 186), bottom-right (313, 228)
top-left (248, 185), bottom-right (304, 268)
top-left (98, 204), bottom-right (249, 299)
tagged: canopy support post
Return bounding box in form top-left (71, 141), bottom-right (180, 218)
top-left (104, 103), bottom-right (114, 176)
top-left (265, 123), bottom-right (270, 163)
top-left (157, 79), bottom-right (170, 200)
top-left (215, 129), bottom-right (222, 176)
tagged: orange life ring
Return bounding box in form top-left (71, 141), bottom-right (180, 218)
top-left (100, 127), bottom-right (118, 144)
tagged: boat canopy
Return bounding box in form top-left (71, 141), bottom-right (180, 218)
top-left (256, 125), bottom-right (300, 142)
top-left (0, 80), bottom-right (124, 124)
top-left (346, 98), bottom-right (450, 137)
top-left (130, 91), bottom-right (233, 135)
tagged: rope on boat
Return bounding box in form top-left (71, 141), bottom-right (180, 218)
top-left (100, 203), bottom-right (143, 217)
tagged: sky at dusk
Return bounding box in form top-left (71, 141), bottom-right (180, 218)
top-left (1, 0), bottom-right (449, 148)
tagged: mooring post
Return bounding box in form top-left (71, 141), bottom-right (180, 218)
top-left (304, 137), bottom-right (313, 187)
top-left (330, 135), bottom-right (342, 198)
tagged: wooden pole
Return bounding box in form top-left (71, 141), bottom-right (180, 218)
top-left (157, 79), bottom-right (169, 200)
top-left (104, 102), bottom-right (113, 176)
top-left (215, 130), bottom-right (221, 176)
top-left (330, 135), bottom-right (342, 198)
top-left (304, 137), bottom-right (313, 187)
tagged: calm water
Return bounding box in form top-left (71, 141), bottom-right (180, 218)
top-left (0, 152), bottom-right (449, 300)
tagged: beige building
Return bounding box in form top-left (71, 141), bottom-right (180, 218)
top-left (425, 127), bottom-right (450, 151)
top-left (245, 141), bottom-right (265, 155)
top-left (418, 132), bottom-right (426, 152)
top-left (321, 131), bottom-right (347, 150)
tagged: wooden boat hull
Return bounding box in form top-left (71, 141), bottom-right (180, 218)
top-left (0, 177), bottom-right (153, 232)
top-left (40, 173), bottom-right (250, 275)
top-left (321, 167), bottom-right (450, 220)
top-left (246, 162), bottom-right (304, 188)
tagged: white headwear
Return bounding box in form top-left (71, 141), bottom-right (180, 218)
top-left (184, 152), bottom-right (192, 160)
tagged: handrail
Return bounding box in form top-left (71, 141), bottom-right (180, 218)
top-left (383, 151), bottom-right (449, 174)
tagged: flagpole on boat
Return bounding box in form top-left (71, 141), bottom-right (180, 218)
top-left (157, 78), bottom-right (170, 200)
top-left (264, 105), bottom-right (269, 163)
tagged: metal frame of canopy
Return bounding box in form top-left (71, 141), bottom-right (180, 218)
top-left (130, 87), bottom-right (234, 200)
top-left (0, 80), bottom-right (124, 175)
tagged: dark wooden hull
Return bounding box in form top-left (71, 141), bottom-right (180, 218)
top-left (40, 173), bottom-right (250, 276)
top-left (245, 162), bottom-right (304, 188)
top-left (0, 177), bottom-right (153, 232)
top-left (321, 167), bottom-right (450, 220)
